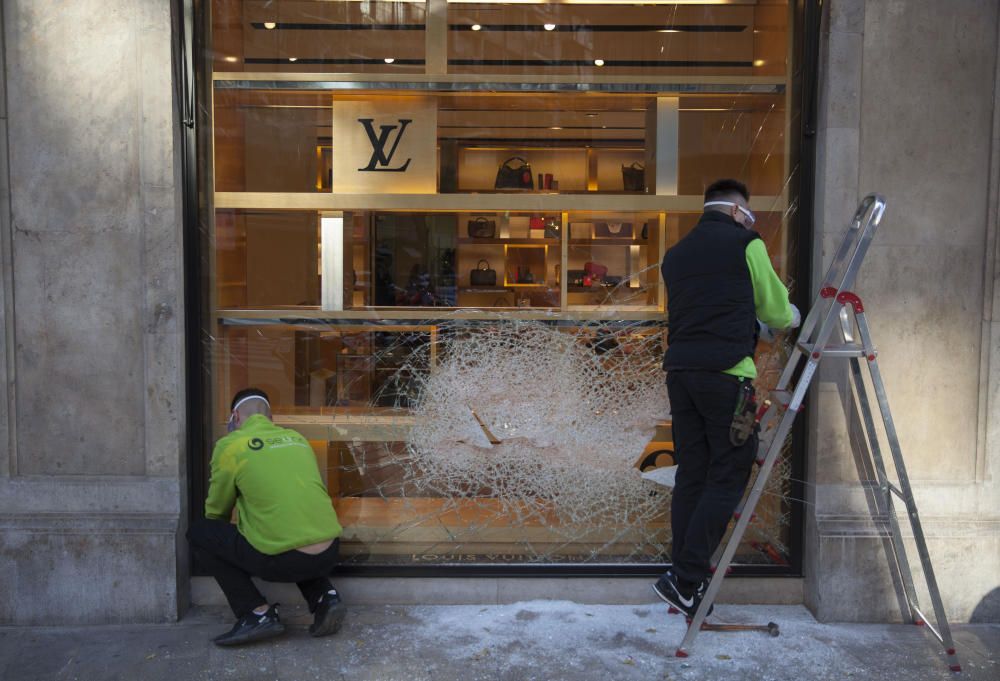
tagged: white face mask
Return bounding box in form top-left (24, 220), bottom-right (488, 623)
top-left (704, 200), bottom-right (756, 227)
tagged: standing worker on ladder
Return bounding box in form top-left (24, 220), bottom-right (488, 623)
top-left (653, 179), bottom-right (800, 616)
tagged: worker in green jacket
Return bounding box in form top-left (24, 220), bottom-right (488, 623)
top-left (187, 388), bottom-right (344, 646)
top-left (653, 179), bottom-right (800, 618)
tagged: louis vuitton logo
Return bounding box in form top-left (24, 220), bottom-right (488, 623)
top-left (357, 118), bottom-right (413, 172)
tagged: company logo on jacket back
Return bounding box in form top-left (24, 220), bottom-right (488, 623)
top-left (248, 435), bottom-right (299, 450)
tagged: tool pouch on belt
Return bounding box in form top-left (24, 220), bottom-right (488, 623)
top-left (730, 380), bottom-right (758, 447)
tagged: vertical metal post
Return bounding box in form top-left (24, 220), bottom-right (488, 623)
top-left (425, 0), bottom-right (447, 75)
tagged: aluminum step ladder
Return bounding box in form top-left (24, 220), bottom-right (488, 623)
top-left (673, 194), bottom-right (961, 673)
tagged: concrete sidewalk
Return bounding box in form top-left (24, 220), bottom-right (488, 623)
top-left (1, 602), bottom-right (996, 681)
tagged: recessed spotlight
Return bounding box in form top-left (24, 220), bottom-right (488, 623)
top-left (471, 24), bottom-right (482, 31)
top-left (657, 29), bottom-right (680, 33)
top-left (753, 59), bottom-right (766, 67)
top-left (594, 59), bottom-right (605, 67)
top-left (224, 56), bottom-right (238, 63)
top-left (544, 23), bottom-right (556, 31)
top-left (550, 126), bottom-right (563, 130)
top-left (384, 57), bottom-right (395, 64)
top-left (585, 113), bottom-right (598, 118)
top-left (263, 22), bottom-right (276, 30)
top-left (288, 56), bottom-right (298, 62)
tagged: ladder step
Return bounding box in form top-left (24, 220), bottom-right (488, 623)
top-left (797, 341), bottom-right (868, 358)
top-left (768, 389), bottom-right (805, 413)
top-left (887, 482), bottom-right (906, 500)
top-left (770, 389), bottom-right (793, 407)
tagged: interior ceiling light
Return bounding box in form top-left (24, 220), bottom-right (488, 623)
top-left (753, 59), bottom-right (766, 67)
top-left (224, 56), bottom-right (238, 63)
top-left (550, 126), bottom-right (563, 130)
top-left (657, 29), bottom-right (681, 33)
top-left (544, 23), bottom-right (556, 31)
top-left (263, 21), bottom-right (277, 30)
top-left (594, 58), bottom-right (605, 66)
top-left (288, 56), bottom-right (298, 62)
top-left (384, 57), bottom-right (395, 64)
top-left (471, 24), bottom-right (482, 31)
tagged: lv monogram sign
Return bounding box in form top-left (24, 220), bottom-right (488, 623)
top-left (357, 118), bottom-right (412, 172)
top-left (332, 98), bottom-right (436, 193)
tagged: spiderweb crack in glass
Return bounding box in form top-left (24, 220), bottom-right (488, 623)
top-left (405, 319), bottom-right (668, 525)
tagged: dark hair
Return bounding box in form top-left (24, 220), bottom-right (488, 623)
top-left (704, 179), bottom-right (750, 203)
top-left (231, 387), bottom-right (270, 411)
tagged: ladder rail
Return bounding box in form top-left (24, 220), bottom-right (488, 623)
top-left (677, 402), bottom-right (800, 654)
top-left (847, 356), bottom-right (923, 622)
top-left (840, 308), bottom-right (921, 619)
top-left (854, 311), bottom-right (959, 661)
top-left (816, 195), bottom-right (886, 296)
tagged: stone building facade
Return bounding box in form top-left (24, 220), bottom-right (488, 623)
top-left (0, 0), bottom-right (996, 625)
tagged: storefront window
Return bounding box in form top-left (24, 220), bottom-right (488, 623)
top-left (201, 0), bottom-right (803, 570)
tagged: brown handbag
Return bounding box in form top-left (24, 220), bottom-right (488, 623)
top-left (467, 217), bottom-right (496, 238)
top-left (622, 162), bottom-right (645, 191)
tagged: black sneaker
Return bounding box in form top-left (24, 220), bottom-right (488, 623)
top-left (213, 604), bottom-right (286, 647)
top-left (309, 590), bottom-right (346, 637)
top-left (652, 572), bottom-right (714, 618)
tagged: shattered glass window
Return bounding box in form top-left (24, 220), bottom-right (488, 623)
top-left (203, 0), bottom-right (802, 569)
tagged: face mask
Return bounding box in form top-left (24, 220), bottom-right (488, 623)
top-left (704, 200), bottom-right (756, 227)
top-left (226, 394), bottom-right (270, 433)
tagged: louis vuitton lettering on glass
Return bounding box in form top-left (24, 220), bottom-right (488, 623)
top-left (205, 0), bottom-right (804, 570)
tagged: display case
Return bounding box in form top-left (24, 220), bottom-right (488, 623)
top-left (203, 0), bottom-right (803, 570)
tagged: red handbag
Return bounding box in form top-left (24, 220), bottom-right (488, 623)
top-left (584, 262), bottom-right (608, 279)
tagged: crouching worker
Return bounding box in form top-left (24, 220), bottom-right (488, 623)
top-left (187, 388), bottom-right (345, 646)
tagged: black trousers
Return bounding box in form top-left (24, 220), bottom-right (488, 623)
top-left (187, 518), bottom-right (340, 619)
top-left (667, 370), bottom-right (758, 587)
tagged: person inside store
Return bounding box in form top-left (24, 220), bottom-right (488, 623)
top-left (652, 178), bottom-right (801, 617)
top-left (187, 387), bottom-right (346, 646)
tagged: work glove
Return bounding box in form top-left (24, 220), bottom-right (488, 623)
top-left (789, 304), bottom-right (802, 329)
top-left (756, 319), bottom-right (776, 343)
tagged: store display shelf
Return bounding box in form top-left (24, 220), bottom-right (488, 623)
top-left (457, 238), bottom-right (559, 245)
top-left (456, 189), bottom-right (647, 196)
top-left (568, 285), bottom-right (635, 293)
top-left (458, 286), bottom-right (526, 294)
top-left (569, 238), bottom-right (645, 246)
top-left (274, 410), bottom-right (415, 442)
top-left (211, 71), bottom-right (788, 95)
top-left (217, 307), bottom-right (665, 324)
top-left (216, 191), bottom-right (786, 213)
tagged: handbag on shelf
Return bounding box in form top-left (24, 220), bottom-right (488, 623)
top-left (470, 259), bottom-right (497, 287)
top-left (622, 162), bottom-right (645, 192)
top-left (584, 261), bottom-right (608, 280)
top-left (467, 217), bottom-right (496, 239)
top-left (594, 222), bottom-right (634, 238)
top-left (494, 157), bottom-right (534, 190)
top-left (529, 216), bottom-right (546, 239)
